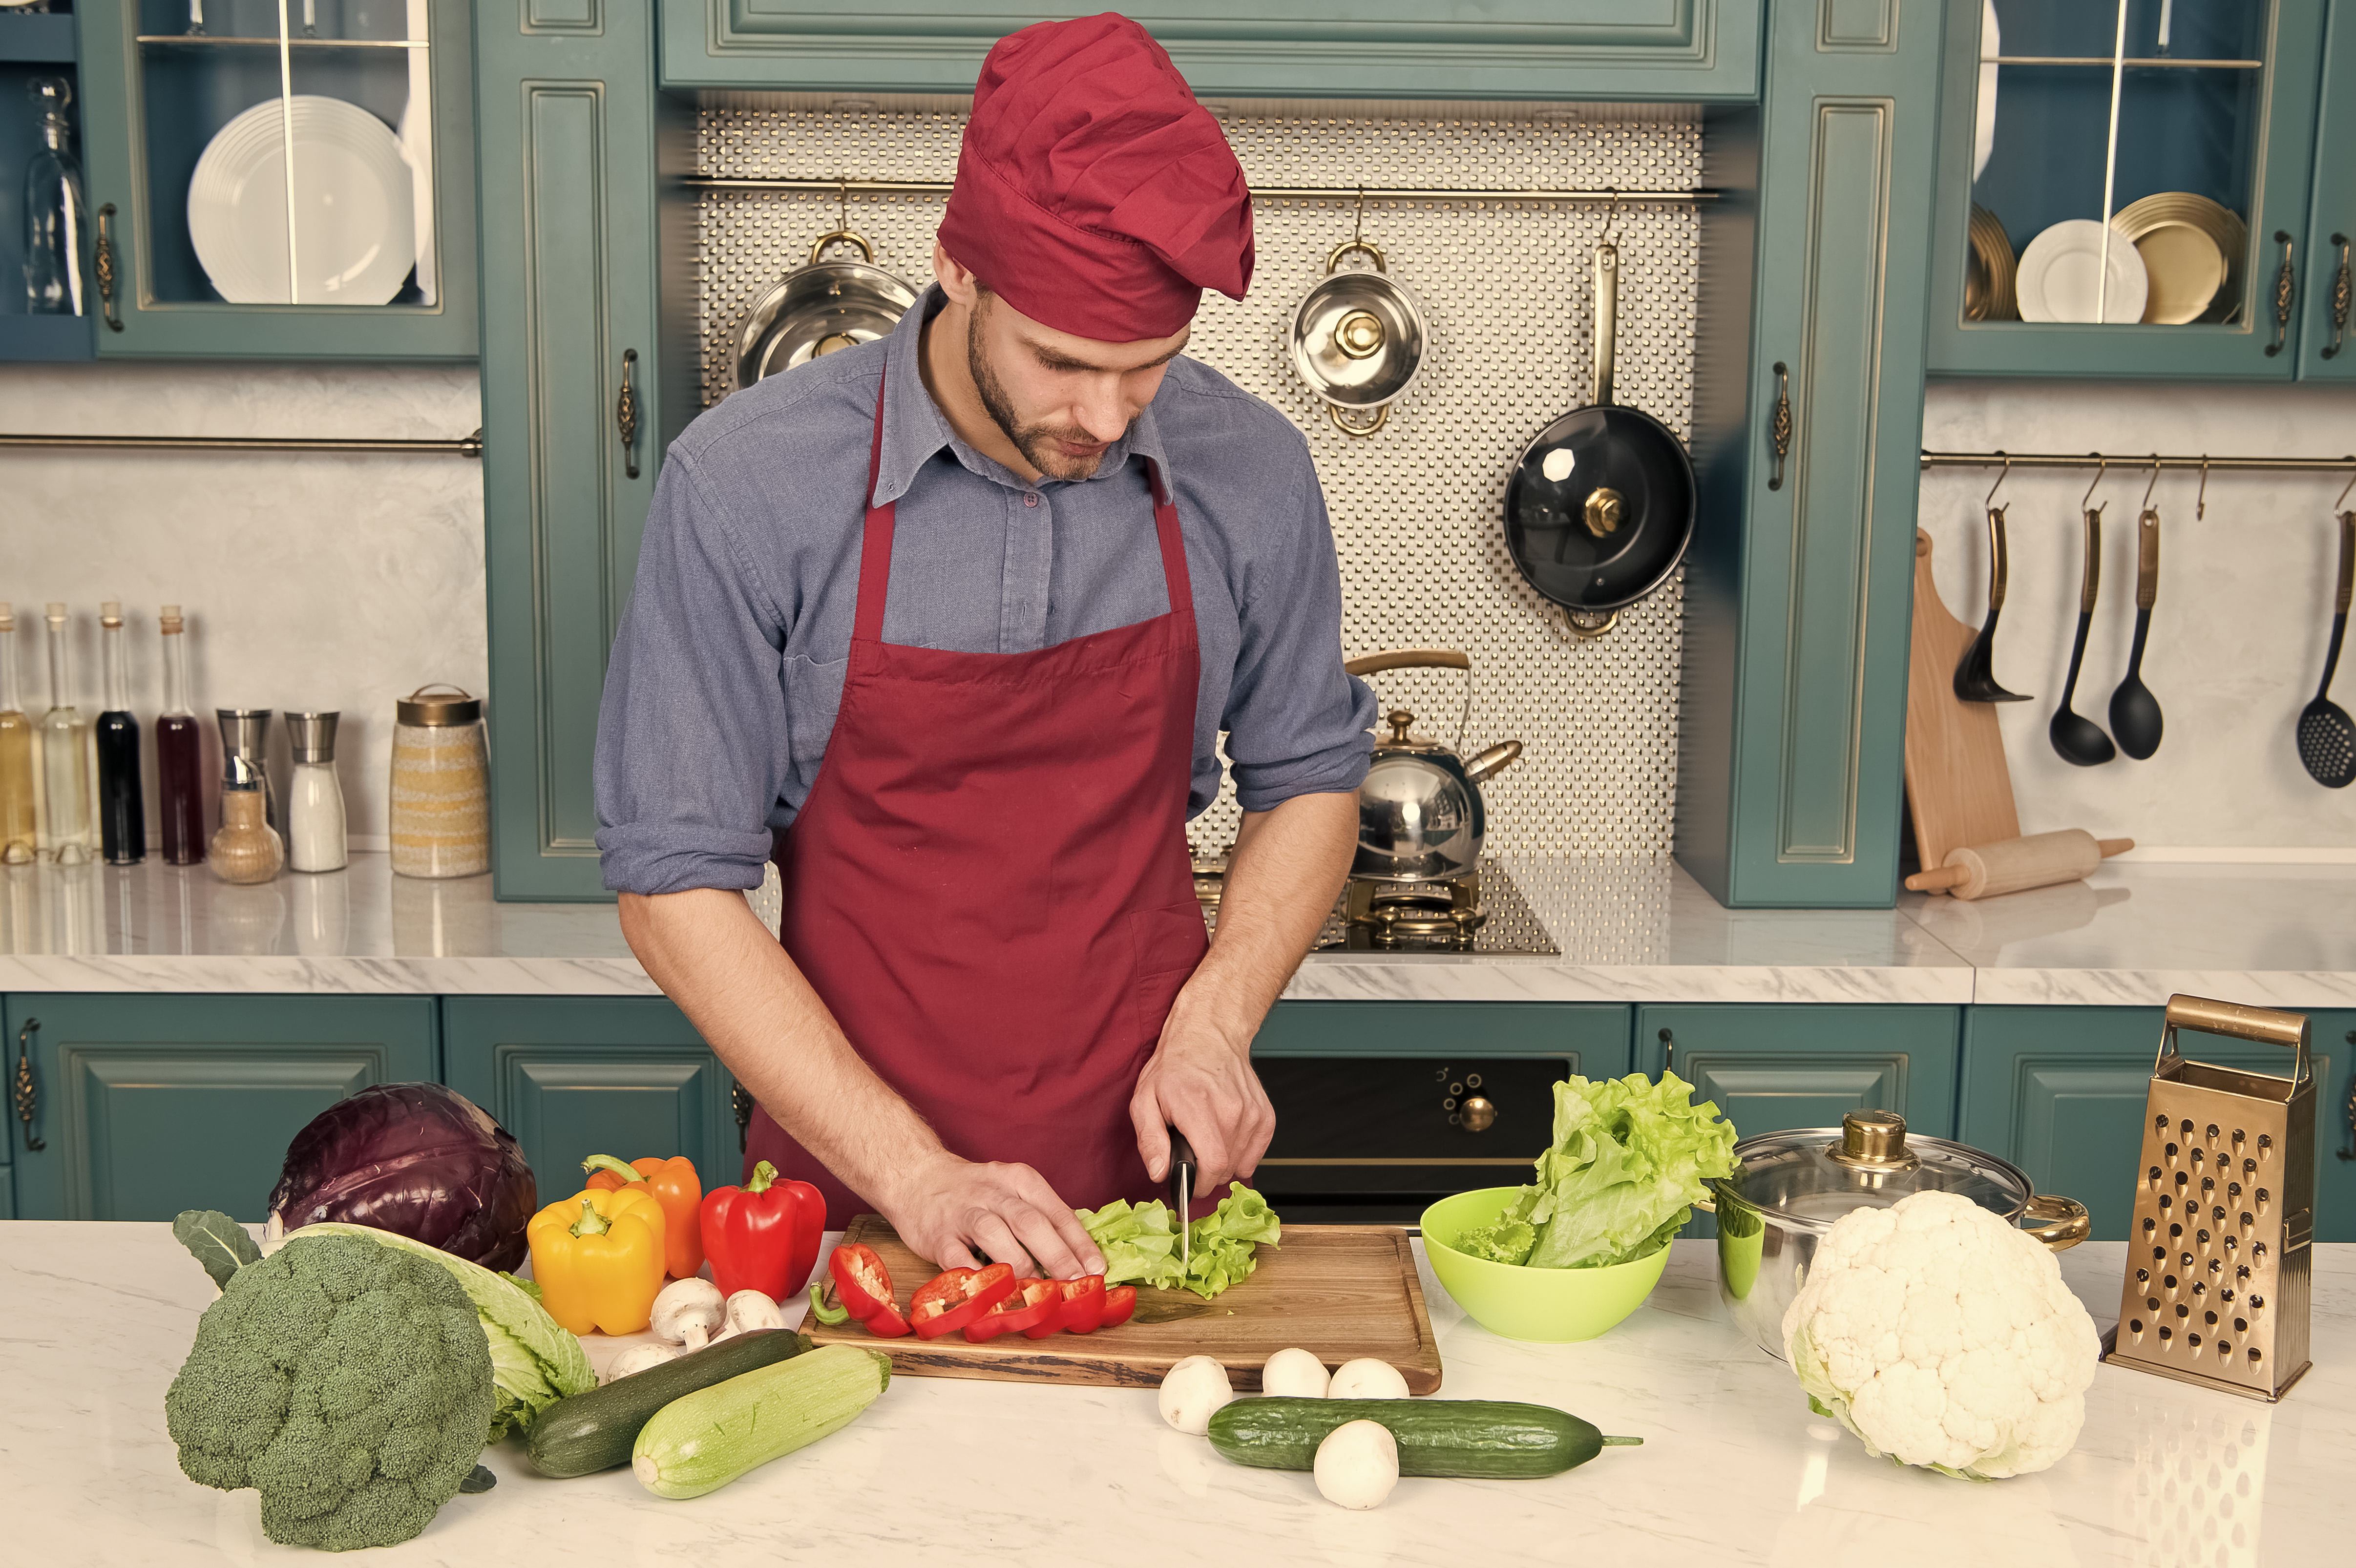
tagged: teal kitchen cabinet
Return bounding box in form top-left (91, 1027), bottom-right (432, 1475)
top-left (1960, 1006), bottom-right (2353, 1243)
top-left (1635, 1004), bottom-right (1960, 1137)
top-left (441, 998), bottom-right (744, 1204)
top-left (0, 9), bottom-right (96, 363)
top-left (1676, 0), bottom-right (1944, 906)
top-left (475, 0), bottom-right (694, 900)
top-left (69, 0), bottom-right (478, 358)
top-left (1927, 0), bottom-right (2332, 378)
top-left (2298, 1), bottom-right (2356, 380)
top-left (2, 994), bottom-right (435, 1223)
top-left (660, 0), bottom-right (1764, 101)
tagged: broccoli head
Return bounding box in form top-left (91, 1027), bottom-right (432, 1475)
top-left (164, 1233), bottom-right (496, 1551)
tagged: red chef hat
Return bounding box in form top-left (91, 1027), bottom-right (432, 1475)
top-left (937, 13), bottom-right (1254, 342)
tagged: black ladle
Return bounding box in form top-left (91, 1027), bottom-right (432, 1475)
top-left (2050, 505), bottom-right (2117, 766)
top-left (2109, 507), bottom-right (2165, 760)
top-left (2295, 506), bottom-right (2356, 788)
top-left (1954, 503), bottom-right (2032, 702)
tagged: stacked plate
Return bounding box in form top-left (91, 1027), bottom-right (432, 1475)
top-left (2114, 192), bottom-right (2245, 324)
top-left (1965, 204), bottom-right (2018, 321)
top-left (187, 95), bottom-right (417, 306)
top-left (2017, 218), bottom-right (2149, 323)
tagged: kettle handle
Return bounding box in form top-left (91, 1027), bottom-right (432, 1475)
top-left (1345, 648), bottom-right (1470, 677)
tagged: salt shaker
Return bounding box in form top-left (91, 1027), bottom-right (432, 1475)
top-left (284, 711), bottom-right (348, 873)
top-left (389, 686), bottom-right (489, 878)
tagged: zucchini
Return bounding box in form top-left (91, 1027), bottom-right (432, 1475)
top-left (1206, 1397), bottom-right (1640, 1480)
top-left (632, 1343), bottom-right (892, 1500)
top-left (526, 1329), bottom-right (811, 1477)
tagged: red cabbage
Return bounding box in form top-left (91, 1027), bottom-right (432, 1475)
top-left (268, 1084), bottom-right (538, 1272)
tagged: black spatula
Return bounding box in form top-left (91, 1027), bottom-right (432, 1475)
top-left (2296, 509), bottom-right (2356, 789)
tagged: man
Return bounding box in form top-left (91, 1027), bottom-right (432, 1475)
top-left (595, 13), bottom-right (1374, 1281)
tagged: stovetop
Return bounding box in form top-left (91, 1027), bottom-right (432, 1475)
top-left (1195, 856), bottom-right (1560, 957)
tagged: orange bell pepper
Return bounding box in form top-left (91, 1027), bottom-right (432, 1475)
top-left (527, 1186), bottom-right (667, 1335)
top-left (583, 1153), bottom-right (705, 1279)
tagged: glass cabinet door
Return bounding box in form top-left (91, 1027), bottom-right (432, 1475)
top-left (75, 0), bottom-right (474, 357)
top-left (1928, 0), bottom-right (2328, 378)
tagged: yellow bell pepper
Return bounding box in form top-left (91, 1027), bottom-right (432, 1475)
top-left (527, 1186), bottom-right (668, 1335)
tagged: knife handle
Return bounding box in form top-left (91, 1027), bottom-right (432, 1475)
top-left (1168, 1129), bottom-right (1198, 1202)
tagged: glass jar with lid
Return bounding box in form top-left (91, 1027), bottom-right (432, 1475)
top-left (388, 684), bottom-right (486, 878)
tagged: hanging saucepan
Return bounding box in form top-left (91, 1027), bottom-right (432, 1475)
top-left (1289, 232), bottom-right (1428, 437)
top-left (1341, 648), bottom-right (1522, 881)
top-left (1503, 227), bottom-right (1697, 638)
top-left (733, 228), bottom-right (919, 392)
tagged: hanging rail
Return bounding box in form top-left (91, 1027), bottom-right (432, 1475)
top-left (1921, 449), bottom-right (2355, 476)
top-left (685, 176), bottom-right (1716, 204)
top-left (0, 430), bottom-right (484, 458)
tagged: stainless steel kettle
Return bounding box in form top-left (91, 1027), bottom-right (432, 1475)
top-left (1344, 649), bottom-right (1522, 882)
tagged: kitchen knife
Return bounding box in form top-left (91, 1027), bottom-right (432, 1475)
top-left (1169, 1129), bottom-right (1197, 1269)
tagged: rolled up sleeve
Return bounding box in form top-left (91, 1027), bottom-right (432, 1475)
top-left (594, 451), bottom-right (791, 895)
top-left (1221, 462), bottom-right (1377, 814)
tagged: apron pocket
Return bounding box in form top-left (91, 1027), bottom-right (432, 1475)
top-left (1124, 900), bottom-right (1211, 1047)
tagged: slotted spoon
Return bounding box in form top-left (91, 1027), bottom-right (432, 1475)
top-left (2296, 509), bottom-right (2356, 788)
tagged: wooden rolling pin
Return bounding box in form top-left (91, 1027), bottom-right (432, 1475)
top-left (1904, 829), bottom-right (2133, 900)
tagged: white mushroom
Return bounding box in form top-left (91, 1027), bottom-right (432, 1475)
top-left (1313, 1420), bottom-right (1399, 1509)
top-left (649, 1277), bottom-right (727, 1350)
top-left (602, 1342), bottom-right (682, 1384)
top-left (1157, 1355), bottom-right (1235, 1435)
top-left (1327, 1358), bottom-right (1411, 1400)
top-left (708, 1288), bottom-right (788, 1343)
top-left (1262, 1347), bottom-right (1331, 1399)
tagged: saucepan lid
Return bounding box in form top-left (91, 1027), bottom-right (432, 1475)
top-left (734, 229), bottom-right (919, 391)
top-left (1707, 1111), bottom-right (2033, 1233)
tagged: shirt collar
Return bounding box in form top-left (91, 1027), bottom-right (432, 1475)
top-left (872, 285), bottom-right (1170, 507)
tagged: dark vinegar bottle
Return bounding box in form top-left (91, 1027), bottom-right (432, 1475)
top-left (96, 601), bottom-right (146, 864)
top-left (156, 605), bottom-right (204, 865)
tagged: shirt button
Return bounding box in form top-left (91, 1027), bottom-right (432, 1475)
top-left (1024, 492), bottom-right (1041, 508)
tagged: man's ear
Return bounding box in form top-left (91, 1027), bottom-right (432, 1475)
top-left (933, 239), bottom-right (982, 307)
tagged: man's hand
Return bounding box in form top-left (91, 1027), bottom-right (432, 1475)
top-left (876, 1150), bottom-right (1106, 1280)
top-left (1130, 1012), bottom-right (1276, 1199)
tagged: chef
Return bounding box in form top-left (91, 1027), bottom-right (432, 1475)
top-left (595, 13), bottom-right (1374, 1281)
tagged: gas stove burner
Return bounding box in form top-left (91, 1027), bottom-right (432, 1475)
top-left (1343, 874), bottom-right (1486, 951)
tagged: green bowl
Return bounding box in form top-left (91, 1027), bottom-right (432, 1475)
top-left (1419, 1187), bottom-right (1672, 1343)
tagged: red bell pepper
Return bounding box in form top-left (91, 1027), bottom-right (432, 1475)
top-left (827, 1244), bottom-right (911, 1338)
top-left (909, 1263), bottom-right (1016, 1340)
top-left (1098, 1284), bottom-right (1137, 1329)
top-left (699, 1159), bottom-right (825, 1300)
top-left (1027, 1274), bottom-right (1106, 1338)
top-left (965, 1276), bottom-right (1061, 1342)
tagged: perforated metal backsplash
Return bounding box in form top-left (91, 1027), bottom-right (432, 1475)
top-left (697, 109), bottom-right (1699, 853)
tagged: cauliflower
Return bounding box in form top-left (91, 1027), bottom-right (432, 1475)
top-left (1780, 1189), bottom-right (2098, 1480)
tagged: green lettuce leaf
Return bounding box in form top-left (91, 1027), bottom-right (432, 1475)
top-left (1077, 1182), bottom-right (1282, 1300)
top-left (1451, 1218), bottom-right (1536, 1265)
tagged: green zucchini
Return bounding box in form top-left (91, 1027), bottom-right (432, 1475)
top-left (526, 1329), bottom-right (811, 1478)
top-left (632, 1343), bottom-right (892, 1500)
top-left (1206, 1397), bottom-right (1641, 1480)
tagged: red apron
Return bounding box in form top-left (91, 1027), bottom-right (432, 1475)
top-left (745, 371), bottom-right (1211, 1227)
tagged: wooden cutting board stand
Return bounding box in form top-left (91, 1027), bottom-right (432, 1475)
top-left (1904, 528), bottom-right (2020, 872)
top-left (809, 1214), bottom-right (1444, 1393)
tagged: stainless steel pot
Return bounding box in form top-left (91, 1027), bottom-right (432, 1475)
top-left (1341, 648), bottom-right (1520, 882)
top-left (1288, 238), bottom-right (1428, 437)
top-left (1704, 1110), bottom-right (2090, 1361)
top-left (733, 229), bottom-right (919, 391)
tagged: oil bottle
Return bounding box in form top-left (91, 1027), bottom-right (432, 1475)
top-left (40, 603), bottom-right (93, 865)
top-left (155, 606), bottom-right (204, 865)
top-left (0, 604), bottom-right (35, 863)
top-left (96, 601), bottom-right (146, 864)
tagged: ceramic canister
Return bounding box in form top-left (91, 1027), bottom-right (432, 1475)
top-left (388, 686), bottom-right (489, 878)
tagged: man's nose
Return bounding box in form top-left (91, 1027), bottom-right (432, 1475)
top-left (1073, 379), bottom-right (1133, 443)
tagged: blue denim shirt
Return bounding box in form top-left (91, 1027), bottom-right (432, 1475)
top-left (594, 288), bottom-right (1376, 896)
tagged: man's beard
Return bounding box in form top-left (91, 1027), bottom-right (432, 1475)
top-left (967, 296), bottom-right (1126, 482)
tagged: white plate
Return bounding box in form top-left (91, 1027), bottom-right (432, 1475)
top-left (187, 96), bottom-right (416, 306)
top-left (2016, 219), bottom-right (2149, 323)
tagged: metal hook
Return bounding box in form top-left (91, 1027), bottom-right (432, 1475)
top-left (2141, 454), bottom-right (2162, 511)
top-left (2197, 456), bottom-right (2210, 520)
top-left (2336, 465), bottom-right (2356, 511)
top-left (2080, 454), bottom-right (2108, 513)
top-left (1598, 188), bottom-right (1620, 246)
top-left (1353, 187), bottom-right (1366, 250)
top-left (1984, 452), bottom-right (2011, 509)
top-left (836, 177), bottom-right (848, 233)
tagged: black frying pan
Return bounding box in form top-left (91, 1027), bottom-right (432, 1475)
top-left (1504, 238), bottom-right (1696, 626)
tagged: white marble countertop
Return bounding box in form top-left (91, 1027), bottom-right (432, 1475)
top-left (7, 1221), bottom-right (2347, 1566)
top-left (0, 851), bottom-right (2350, 1008)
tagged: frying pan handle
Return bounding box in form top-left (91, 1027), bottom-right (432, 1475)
top-left (2135, 509), bottom-right (2161, 610)
top-left (2157, 994), bottom-right (2313, 1091)
top-left (1593, 243), bottom-right (1619, 408)
top-left (1344, 648), bottom-right (1471, 677)
top-left (808, 228), bottom-right (877, 266)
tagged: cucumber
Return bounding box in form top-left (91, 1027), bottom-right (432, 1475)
top-left (1206, 1397), bottom-right (1640, 1480)
top-left (631, 1343), bottom-right (892, 1500)
top-left (525, 1329), bottom-right (811, 1478)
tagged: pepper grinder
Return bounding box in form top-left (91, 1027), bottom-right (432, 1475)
top-left (215, 708), bottom-right (278, 836)
top-left (284, 711), bottom-right (348, 873)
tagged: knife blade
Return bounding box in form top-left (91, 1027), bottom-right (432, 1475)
top-left (1169, 1129), bottom-right (1197, 1270)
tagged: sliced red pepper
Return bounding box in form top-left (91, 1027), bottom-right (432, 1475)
top-left (1097, 1284), bottom-right (1137, 1329)
top-left (1029, 1274), bottom-right (1106, 1338)
top-left (965, 1277), bottom-right (1061, 1342)
top-left (860, 1300), bottom-right (913, 1338)
top-left (909, 1263), bottom-right (1017, 1340)
top-left (829, 1244), bottom-right (898, 1321)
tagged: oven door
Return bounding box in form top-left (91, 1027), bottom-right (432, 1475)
top-left (1250, 1056), bottom-right (1566, 1223)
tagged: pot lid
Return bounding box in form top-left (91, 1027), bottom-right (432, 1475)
top-left (1709, 1110), bottom-right (2032, 1231)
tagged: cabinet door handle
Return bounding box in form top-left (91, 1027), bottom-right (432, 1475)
top-left (2326, 234), bottom-right (2351, 361)
top-left (616, 348), bottom-right (641, 480)
top-left (732, 1080), bottom-right (753, 1153)
top-left (95, 204), bottom-right (123, 334)
top-left (14, 1017), bottom-right (43, 1152)
top-left (1658, 1025), bottom-right (1674, 1074)
top-left (1767, 362), bottom-right (1792, 491)
top-left (2266, 231), bottom-right (2295, 357)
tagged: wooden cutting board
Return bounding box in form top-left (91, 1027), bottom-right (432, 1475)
top-left (1903, 528), bottom-right (2020, 873)
top-left (809, 1215), bottom-right (1443, 1393)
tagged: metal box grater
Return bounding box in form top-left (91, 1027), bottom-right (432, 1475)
top-left (2106, 995), bottom-right (2315, 1402)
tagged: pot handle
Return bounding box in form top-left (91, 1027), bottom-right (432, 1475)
top-left (1593, 240), bottom-right (1619, 408)
top-left (1327, 403), bottom-right (1388, 438)
top-left (1327, 239), bottom-right (1388, 275)
top-left (808, 228), bottom-right (877, 266)
top-left (2021, 1193), bottom-right (2090, 1252)
top-left (1345, 648), bottom-right (1470, 677)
